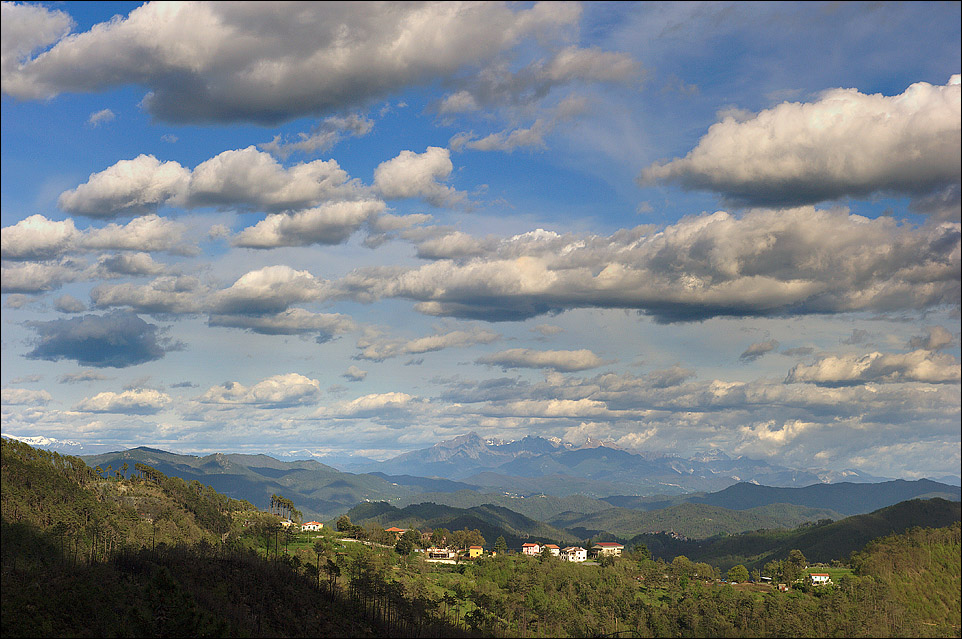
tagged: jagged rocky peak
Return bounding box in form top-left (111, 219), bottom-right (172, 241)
top-left (436, 432), bottom-right (487, 450)
top-left (690, 448), bottom-right (732, 463)
top-left (578, 436), bottom-right (622, 450)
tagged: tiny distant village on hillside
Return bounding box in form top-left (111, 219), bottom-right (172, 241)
top-left (279, 514), bottom-right (626, 564)
top-left (258, 505), bottom-right (837, 591)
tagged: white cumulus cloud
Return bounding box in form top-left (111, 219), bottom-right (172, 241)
top-left (2, 388), bottom-right (53, 406)
top-left (478, 348), bottom-right (608, 372)
top-left (74, 389), bottom-right (170, 414)
top-left (373, 147), bottom-right (465, 207)
top-left (786, 350), bottom-right (961, 385)
top-left (198, 373), bottom-right (321, 407)
top-left (641, 76), bottom-right (962, 214)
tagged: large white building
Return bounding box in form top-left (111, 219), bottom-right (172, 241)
top-left (592, 542), bottom-right (624, 557)
top-left (561, 546), bottom-right (587, 562)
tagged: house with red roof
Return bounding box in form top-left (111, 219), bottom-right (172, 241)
top-left (521, 542), bottom-right (541, 556)
top-left (592, 542), bottom-right (624, 557)
top-left (384, 526), bottom-right (407, 540)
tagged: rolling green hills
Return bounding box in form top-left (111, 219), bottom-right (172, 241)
top-left (82, 447), bottom-right (412, 519)
top-left (345, 500), bottom-right (579, 547)
top-left (636, 497), bottom-right (962, 571)
top-left (394, 489), bottom-right (612, 521)
top-left (549, 501), bottom-right (844, 540)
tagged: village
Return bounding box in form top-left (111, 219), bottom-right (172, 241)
top-left (421, 539), bottom-right (625, 563)
top-left (280, 516), bottom-right (838, 588)
top-left (293, 518), bottom-right (624, 563)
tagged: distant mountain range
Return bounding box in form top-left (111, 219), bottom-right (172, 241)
top-left (603, 478), bottom-right (962, 516)
top-left (3, 435), bottom-right (117, 456)
top-left (347, 432), bottom-right (896, 495)
top-left (69, 436), bottom-right (961, 523)
top-left (19, 432), bottom-right (960, 498)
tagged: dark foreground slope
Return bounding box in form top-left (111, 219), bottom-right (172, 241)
top-left (1, 525), bottom-right (378, 638)
top-left (0, 438), bottom-right (460, 638)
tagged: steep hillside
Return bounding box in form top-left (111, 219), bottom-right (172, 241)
top-left (1, 438), bottom-right (251, 550)
top-left (0, 439), bottom-right (386, 638)
top-left (851, 522), bottom-right (961, 632)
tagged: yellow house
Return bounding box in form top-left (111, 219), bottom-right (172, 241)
top-left (468, 545), bottom-right (483, 558)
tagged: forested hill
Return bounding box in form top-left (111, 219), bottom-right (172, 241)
top-left (346, 500), bottom-right (578, 547)
top-left (81, 446), bottom-right (411, 519)
top-left (1, 437), bottom-right (249, 548)
top-left (634, 496), bottom-right (962, 571)
top-left (0, 438), bottom-right (398, 637)
top-left (550, 501), bottom-right (844, 540)
top-left (850, 522), bottom-right (961, 632)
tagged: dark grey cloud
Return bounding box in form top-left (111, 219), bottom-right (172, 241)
top-left (53, 294), bottom-right (86, 313)
top-left (644, 365), bottom-right (697, 388)
top-left (842, 329), bottom-right (870, 345)
top-left (781, 346), bottom-right (815, 357)
top-left (740, 340), bottom-right (779, 362)
top-left (342, 366), bottom-right (367, 382)
top-left (58, 370), bottom-right (109, 384)
top-left (907, 326), bottom-right (955, 351)
top-left (25, 311), bottom-right (182, 368)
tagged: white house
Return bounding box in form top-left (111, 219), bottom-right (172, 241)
top-left (544, 544), bottom-right (561, 556)
top-left (521, 542), bottom-right (541, 556)
top-left (592, 542), bottom-right (624, 557)
top-left (561, 546), bottom-right (587, 562)
top-left (302, 521), bottom-right (324, 531)
top-left (810, 573), bottom-right (832, 585)
top-left (426, 547), bottom-right (458, 560)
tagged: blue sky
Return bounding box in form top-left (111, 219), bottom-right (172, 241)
top-left (2, 1), bottom-right (959, 479)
